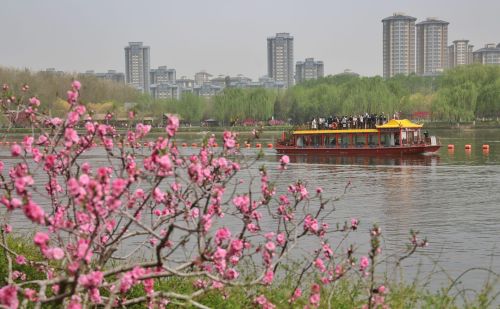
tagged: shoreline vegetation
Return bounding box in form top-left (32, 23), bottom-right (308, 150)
top-left (1, 64), bottom-right (500, 129)
top-left (1, 236), bottom-right (498, 309)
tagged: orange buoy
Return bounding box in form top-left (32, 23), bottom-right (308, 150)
top-left (235, 143), bottom-right (240, 148)
top-left (245, 143), bottom-right (251, 148)
top-left (465, 144), bottom-right (472, 150)
top-left (482, 144), bottom-right (489, 150)
top-left (255, 143), bottom-right (262, 148)
top-left (213, 143), bottom-right (218, 147)
top-left (447, 144), bottom-right (455, 149)
top-left (182, 143), bottom-right (187, 147)
top-left (191, 143), bottom-right (198, 148)
top-left (267, 143), bottom-right (273, 148)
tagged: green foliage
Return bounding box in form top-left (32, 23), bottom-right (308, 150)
top-left (0, 235), bottom-right (46, 285)
top-left (0, 66), bottom-right (141, 117)
top-left (2, 65), bottom-right (499, 125)
top-left (213, 88), bottom-right (277, 124)
top-left (282, 65), bottom-right (500, 123)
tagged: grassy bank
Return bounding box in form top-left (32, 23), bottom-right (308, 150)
top-left (1, 236), bottom-right (497, 308)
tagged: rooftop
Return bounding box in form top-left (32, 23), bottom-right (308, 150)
top-left (382, 13), bottom-right (416, 22)
top-left (416, 18), bottom-right (449, 26)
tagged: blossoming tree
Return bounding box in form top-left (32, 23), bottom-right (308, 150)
top-left (0, 82), bottom-right (426, 308)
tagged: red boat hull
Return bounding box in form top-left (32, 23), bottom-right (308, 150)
top-left (275, 145), bottom-right (441, 156)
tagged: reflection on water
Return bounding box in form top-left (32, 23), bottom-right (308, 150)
top-left (284, 153), bottom-right (440, 166)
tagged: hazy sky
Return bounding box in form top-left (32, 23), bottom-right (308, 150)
top-left (1, 0), bottom-right (499, 79)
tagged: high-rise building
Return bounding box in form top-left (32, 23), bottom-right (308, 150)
top-left (267, 33), bottom-right (294, 87)
top-left (447, 40), bottom-right (473, 68)
top-left (382, 13), bottom-right (416, 78)
top-left (473, 43), bottom-right (500, 65)
top-left (150, 66), bottom-right (176, 84)
top-left (295, 58), bottom-right (324, 84)
top-left (416, 18), bottom-right (449, 75)
top-left (194, 71), bottom-right (213, 85)
top-left (124, 42), bottom-right (150, 93)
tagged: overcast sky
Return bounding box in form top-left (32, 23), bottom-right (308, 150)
top-left (1, 0), bottom-right (499, 79)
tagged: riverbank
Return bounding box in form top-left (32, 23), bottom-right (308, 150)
top-left (1, 236), bottom-right (497, 308)
top-left (1, 120), bottom-right (499, 136)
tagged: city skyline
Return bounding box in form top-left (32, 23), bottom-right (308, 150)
top-left (1, 0), bottom-right (499, 79)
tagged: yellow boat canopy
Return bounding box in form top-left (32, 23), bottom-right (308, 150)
top-left (376, 119), bottom-right (423, 129)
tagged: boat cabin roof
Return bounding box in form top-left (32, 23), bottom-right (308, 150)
top-left (293, 119), bottom-right (423, 135)
top-left (376, 119), bottom-right (422, 129)
top-left (293, 129), bottom-right (378, 135)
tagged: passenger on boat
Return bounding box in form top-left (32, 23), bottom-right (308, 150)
top-left (311, 118), bottom-right (317, 129)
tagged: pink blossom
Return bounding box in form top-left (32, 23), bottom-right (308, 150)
top-left (276, 233), bottom-right (286, 246)
top-left (3, 224), bottom-right (12, 234)
top-left (213, 247), bottom-right (227, 260)
top-left (314, 258), bottom-right (326, 272)
top-left (166, 115), bottom-right (179, 137)
top-left (351, 218), bottom-right (359, 230)
top-left (289, 288), bottom-right (302, 303)
top-left (15, 255), bottom-right (27, 265)
top-left (112, 178), bottom-right (127, 195)
top-left (11, 144), bottom-right (22, 157)
top-left (215, 227), bottom-right (231, 245)
top-left (67, 90), bottom-right (78, 103)
top-left (67, 295), bottom-right (82, 309)
top-left (23, 288), bottom-right (37, 301)
top-left (202, 214), bottom-right (212, 232)
top-left (224, 268), bottom-right (239, 280)
top-left (0, 285), bottom-right (18, 309)
top-left (359, 256), bottom-right (370, 272)
top-left (0, 161), bottom-right (3, 174)
top-left (23, 201), bottom-right (45, 224)
top-left (66, 111), bottom-right (80, 126)
top-left (230, 239), bottom-right (244, 253)
top-left (22, 136), bottom-right (34, 153)
top-left (46, 247), bottom-right (65, 260)
top-left (223, 131), bottom-right (236, 149)
top-left (262, 269), bottom-right (274, 284)
top-left (309, 293), bottom-right (321, 307)
top-left (34, 232), bottom-right (49, 247)
top-left (378, 285), bottom-right (387, 294)
top-left (72, 80), bottom-right (81, 91)
top-left (279, 155), bottom-right (290, 169)
top-left (232, 195), bottom-right (250, 213)
top-left (64, 128), bottom-right (80, 147)
top-left (29, 97), bottom-right (41, 107)
top-left (265, 241), bottom-right (276, 252)
top-left (158, 155), bottom-right (172, 171)
top-left (153, 187), bottom-right (166, 203)
top-left (79, 271), bottom-right (104, 288)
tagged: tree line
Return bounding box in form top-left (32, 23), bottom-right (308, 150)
top-left (1, 65), bottom-right (499, 125)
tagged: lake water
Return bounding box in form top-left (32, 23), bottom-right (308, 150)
top-left (2, 128), bottom-right (499, 297)
top-left (176, 128), bottom-right (500, 294)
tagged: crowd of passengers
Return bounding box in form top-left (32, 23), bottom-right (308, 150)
top-left (310, 113), bottom-right (389, 130)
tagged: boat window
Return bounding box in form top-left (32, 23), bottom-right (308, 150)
top-left (311, 135), bottom-right (321, 147)
top-left (380, 133), bottom-right (395, 146)
top-left (368, 134), bottom-right (378, 147)
top-left (354, 134), bottom-right (366, 147)
top-left (296, 136), bottom-right (304, 147)
top-left (401, 131), bottom-right (407, 145)
top-left (339, 134), bottom-right (350, 148)
top-left (326, 135), bottom-right (337, 147)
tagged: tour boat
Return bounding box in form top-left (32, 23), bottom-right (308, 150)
top-left (275, 119), bottom-right (440, 156)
